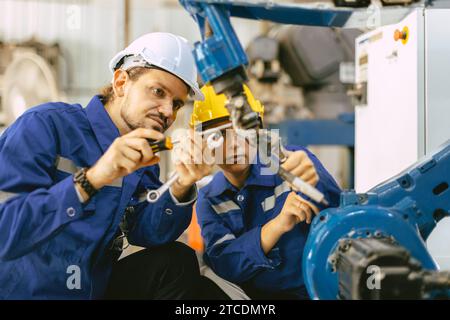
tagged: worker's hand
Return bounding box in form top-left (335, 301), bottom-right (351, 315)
top-left (172, 129), bottom-right (213, 188)
top-left (87, 128), bottom-right (163, 189)
top-left (273, 192), bottom-right (320, 231)
top-left (281, 150), bottom-right (319, 188)
top-left (169, 129), bottom-right (213, 202)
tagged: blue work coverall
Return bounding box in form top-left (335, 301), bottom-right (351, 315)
top-left (0, 96), bottom-right (194, 299)
top-left (196, 148), bottom-right (341, 299)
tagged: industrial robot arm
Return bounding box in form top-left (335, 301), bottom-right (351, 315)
top-left (179, 0), bottom-right (370, 204)
top-left (180, 0), bottom-right (411, 129)
top-left (303, 140), bottom-right (450, 299)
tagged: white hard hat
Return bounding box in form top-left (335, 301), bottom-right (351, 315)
top-left (109, 32), bottom-right (204, 100)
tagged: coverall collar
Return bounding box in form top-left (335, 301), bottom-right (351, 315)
top-left (85, 95), bottom-right (121, 153)
top-left (207, 160), bottom-right (277, 198)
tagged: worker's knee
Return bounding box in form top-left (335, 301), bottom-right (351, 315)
top-left (145, 241), bottom-right (199, 275)
top-left (169, 242), bottom-right (199, 272)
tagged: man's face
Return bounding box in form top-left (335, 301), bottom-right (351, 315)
top-left (119, 68), bottom-right (189, 133)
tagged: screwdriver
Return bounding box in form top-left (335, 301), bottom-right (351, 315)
top-left (147, 137), bottom-right (179, 153)
top-left (147, 122), bottom-right (232, 154)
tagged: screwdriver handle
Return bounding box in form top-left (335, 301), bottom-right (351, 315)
top-left (148, 137), bottom-right (174, 153)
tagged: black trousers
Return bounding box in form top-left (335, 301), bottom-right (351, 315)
top-left (104, 242), bottom-right (229, 300)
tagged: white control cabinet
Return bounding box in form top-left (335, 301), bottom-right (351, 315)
top-left (355, 7), bottom-right (450, 269)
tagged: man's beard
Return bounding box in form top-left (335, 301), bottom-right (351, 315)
top-left (121, 109), bottom-right (144, 131)
top-left (120, 100), bottom-right (163, 132)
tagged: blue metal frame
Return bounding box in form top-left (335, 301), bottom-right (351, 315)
top-left (183, 0), bottom-right (354, 27)
top-left (273, 113), bottom-right (355, 147)
top-left (180, 0), bottom-right (354, 83)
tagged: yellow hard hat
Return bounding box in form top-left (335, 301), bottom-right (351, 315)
top-left (190, 83), bottom-right (264, 130)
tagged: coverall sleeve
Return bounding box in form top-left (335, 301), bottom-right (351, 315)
top-left (125, 170), bottom-right (196, 247)
top-left (0, 112), bottom-right (86, 261)
top-left (196, 192), bottom-right (281, 284)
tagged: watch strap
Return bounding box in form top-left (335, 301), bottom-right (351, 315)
top-left (73, 167), bottom-right (98, 198)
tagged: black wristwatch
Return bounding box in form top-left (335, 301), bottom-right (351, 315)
top-left (73, 167), bottom-right (98, 198)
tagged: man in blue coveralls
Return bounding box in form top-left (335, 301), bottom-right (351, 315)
top-left (191, 85), bottom-right (341, 299)
top-left (0, 33), bottom-right (228, 299)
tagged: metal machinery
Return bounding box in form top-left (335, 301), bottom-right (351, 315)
top-left (246, 24), bottom-right (360, 188)
top-left (354, 7), bottom-right (450, 192)
top-left (180, 0), bottom-right (450, 299)
top-left (0, 40), bottom-right (66, 128)
top-left (353, 6), bottom-right (450, 274)
top-left (303, 140), bottom-right (450, 299)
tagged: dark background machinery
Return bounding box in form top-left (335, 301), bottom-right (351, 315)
top-left (333, 237), bottom-right (450, 299)
top-left (246, 25), bottom-right (360, 188)
top-left (0, 39), bottom-right (66, 128)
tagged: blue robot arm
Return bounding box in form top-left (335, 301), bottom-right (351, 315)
top-left (180, 0), bottom-right (355, 85)
top-left (303, 140), bottom-right (450, 299)
top-left (180, 0), bottom-right (410, 88)
top-left (179, 0), bottom-right (385, 130)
